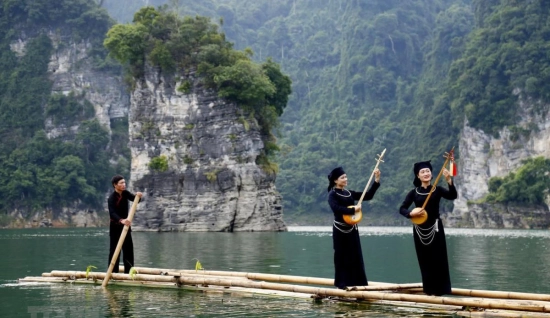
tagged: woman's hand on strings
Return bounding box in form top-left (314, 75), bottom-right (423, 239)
top-left (354, 205), bottom-right (362, 212)
top-left (442, 168), bottom-right (453, 185)
top-left (410, 207), bottom-right (426, 218)
top-left (374, 168), bottom-right (380, 183)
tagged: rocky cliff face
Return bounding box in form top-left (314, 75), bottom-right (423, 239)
top-left (445, 97), bottom-right (550, 228)
top-left (8, 33), bottom-right (129, 228)
top-left (446, 202), bottom-right (550, 229)
top-left (46, 36), bottom-right (129, 137)
top-left (129, 68), bottom-right (286, 232)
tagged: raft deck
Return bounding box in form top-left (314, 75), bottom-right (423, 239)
top-left (19, 266), bottom-right (550, 318)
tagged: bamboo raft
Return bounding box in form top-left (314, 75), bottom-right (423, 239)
top-left (19, 266), bottom-right (550, 317)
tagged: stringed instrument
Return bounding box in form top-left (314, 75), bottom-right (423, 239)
top-left (343, 148), bottom-right (386, 226)
top-left (411, 147), bottom-right (454, 225)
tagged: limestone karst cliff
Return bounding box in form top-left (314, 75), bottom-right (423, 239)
top-left (6, 35), bottom-right (286, 231)
top-left (6, 33), bottom-right (130, 228)
top-left (444, 100), bottom-right (550, 229)
top-left (129, 68), bottom-right (286, 231)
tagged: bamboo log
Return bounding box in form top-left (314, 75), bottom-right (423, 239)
top-left (21, 274), bottom-right (550, 317)
top-left (58, 268), bottom-right (418, 291)
top-left (130, 267), bottom-right (407, 287)
top-left (124, 268), bottom-right (252, 281)
top-left (174, 277), bottom-right (550, 313)
top-left (102, 195), bottom-right (141, 288)
top-left (131, 267), bottom-right (335, 285)
top-left (49, 270), bottom-right (550, 313)
top-left (346, 283), bottom-right (423, 291)
top-left (51, 270), bottom-right (249, 282)
top-left (111, 266), bottom-right (550, 302)
top-left (404, 287), bottom-right (550, 302)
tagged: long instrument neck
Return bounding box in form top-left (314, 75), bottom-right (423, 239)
top-left (421, 147), bottom-right (454, 209)
top-left (356, 149), bottom-right (386, 206)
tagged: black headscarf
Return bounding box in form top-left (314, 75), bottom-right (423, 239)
top-left (413, 161), bottom-right (432, 187)
top-left (327, 167), bottom-right (345, 192)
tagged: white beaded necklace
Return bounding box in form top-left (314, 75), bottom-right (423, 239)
top-left (415, 185), bottom-right (435, 196)
top-left (333, 188), bottom-right (351, 197)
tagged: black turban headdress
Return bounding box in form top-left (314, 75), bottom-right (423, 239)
top-left (413, 161), bottom-right (432, 187)
top-left (327, 167), bottom-right (345, 192)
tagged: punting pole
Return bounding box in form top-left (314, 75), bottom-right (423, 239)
top-left (101, 196), bottom-right (140, 288)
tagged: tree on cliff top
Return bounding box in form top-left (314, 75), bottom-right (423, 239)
top-left (104, 6), bottom-right (292, 167)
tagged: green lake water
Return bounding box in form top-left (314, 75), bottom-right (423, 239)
top-left (1, 226), bottom-right (550, 317)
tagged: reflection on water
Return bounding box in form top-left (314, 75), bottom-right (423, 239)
top-left (450, 234), bottom-right (550, 293)
top-left (1, 227), bottom-right (550, 317)
top-left (27, 282), bottom-right (453, 318)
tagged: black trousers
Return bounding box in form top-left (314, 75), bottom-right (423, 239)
top-left (108, 223), bottom-right (134, 274)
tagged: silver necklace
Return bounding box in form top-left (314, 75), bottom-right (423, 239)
top-left (415, 186), bottom-right (435, 196)
top-left (334, 188), bottom-right (351, 197)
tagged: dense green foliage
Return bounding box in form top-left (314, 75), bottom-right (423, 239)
top-left (204, 0), bottom-right (475, 223)
top-left (149, 155), bottom-right (169, 172)
top-left (449, 1), bottom-right (550, 136)
top-left (486, 157), bottom-right (550, 205)
top-left (0, 0), bottom-right (119, 218)
top-left (101, 0), bottom-right (550, 224)
top-left (2, 0), bottom-right (547, 223)
top-left (45, 92), bottom-right (95, 125)
top-left (103, 6), bottom-right (292, 167)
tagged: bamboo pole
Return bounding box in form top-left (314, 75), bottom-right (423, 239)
top-left (130, 267), bottom-right (419, 291)
top-left (49, 271), bottom-right (550, 313)
top-left (113, 267), bottom-right (550, 302)
top-left (346, 283), bottom-right (423, 291)
top-left (404, 287), bottom-right (550, 302)
top-left (131, 267), bottom-right (411, 288)
top-left (101, 195), bottom-right (140, 288)
top-left (131, 267), bottom-right (334, 286)
top-left (51, 270), bottom-right (249, 282)
top-left (21, 274), bottom-right (550, 318)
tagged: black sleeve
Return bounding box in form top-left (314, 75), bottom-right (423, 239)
top-left (399, 190), bottom-right (415, 219)
top-left (350, 181), bottom-right (380, 201)
top-left (350, 190), bottom-right (363, 200)
top-left (363, 181), bottom-right (380, 201)
top-left (108, 195), bottom-right (121, 223)
top-left (124, 190), bottom-right (143, 202)
top-left (438, 183), bottom-right (458, 200)
top-left (328, 192), bottom-right (355, 216)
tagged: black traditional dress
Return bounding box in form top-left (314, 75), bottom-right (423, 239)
top-left (399, 184), bottom-right (457, 295)
top-left (328, 182), bottom-right (380, 289)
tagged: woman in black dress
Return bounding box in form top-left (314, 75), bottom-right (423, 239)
top-left (399, 160), bottom-right (457, 296)
top-left (327, 166), bottom-right (380, 289)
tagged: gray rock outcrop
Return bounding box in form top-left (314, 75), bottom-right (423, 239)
top-left (7, 33), bottom-right (130, 228)
top-left (129, 68), bottom-right (286, 232)
top-left (445, 94), bottom-right (550, 228)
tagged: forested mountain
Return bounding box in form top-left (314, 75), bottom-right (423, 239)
top-left (0, 0), bottom-right (120, 226)
top-left (103, 0), bottom-right (478, 224)
top-left (1, 0), bottom-right (548, 227)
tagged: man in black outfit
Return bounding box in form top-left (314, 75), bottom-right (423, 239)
top-left (108, 175), bottom-right (143, 274)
